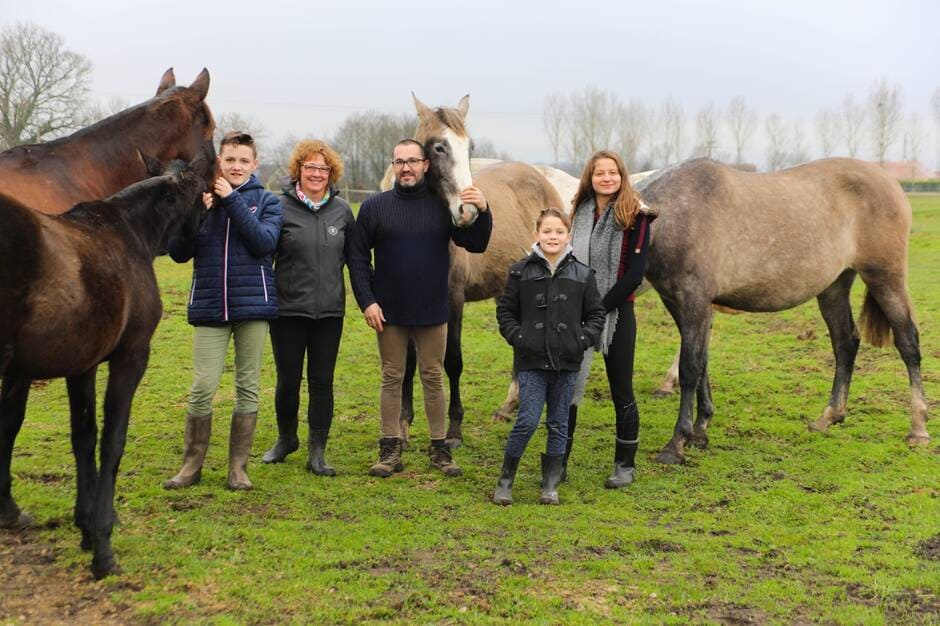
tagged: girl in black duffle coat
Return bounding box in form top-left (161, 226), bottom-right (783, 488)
top-left (494, 208), bottom-right (606, 505)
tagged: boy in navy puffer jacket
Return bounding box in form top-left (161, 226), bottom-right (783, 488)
top-left (165, 130), bottom-right (282, 491)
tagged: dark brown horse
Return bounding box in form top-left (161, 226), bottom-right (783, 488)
top-left (636, 157), bottom-right (929, 464)
top-left (0, 68), bottom-right (214, 214)
top-left (0, 155), bottom-right (209, 579)
top-left (382, 95), bottom-right (563, 446)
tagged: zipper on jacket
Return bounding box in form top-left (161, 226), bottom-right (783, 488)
top-left (260, 265), bottom-right (269, 302)
top-left (223, 218), bottom-right (230, 321)
top-left (189, 277), bottom-right (196, 306)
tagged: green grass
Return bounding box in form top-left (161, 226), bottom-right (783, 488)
top-left (5, 195), bottom-right (940, 624)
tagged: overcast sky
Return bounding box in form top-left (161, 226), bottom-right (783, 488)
top-left (5, 0), bottom-right (939, 166)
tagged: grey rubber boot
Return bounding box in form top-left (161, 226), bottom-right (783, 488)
top-left (306, 429), bottom-right (336, 476)
top-left (164, 413), bottom-right (212, 489)
top-left (369, 438), bottom-right (403, 477)
top-left (492, 454), bottom-right (521, 505)
top-left (227, 412), bottom-right (257, 490)
top-left (604, 438), bottom-right (637, 489)
top-left (261, 414), bottom-right (299, 464)
top-left (539, 453), bottom-right (564, 505)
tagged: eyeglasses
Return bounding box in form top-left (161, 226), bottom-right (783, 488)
top-left (302, 163), bottom-right (331, 174)
top-left (391, 158), bottom-right (427, 169)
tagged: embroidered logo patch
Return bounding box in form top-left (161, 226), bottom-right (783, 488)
top-left (327, 226), bottom-right (338, 236)
top-left (249, 205), bottom-right (258, 214)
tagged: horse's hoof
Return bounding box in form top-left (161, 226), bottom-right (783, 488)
top-left (90, 556), bottom-right (119, 580)
top-left (0, 510), bottom-right (34, 530)
top-left (808, 420), bottom-right (830, 434)
top-left (445, 437), bottom-right (462, 449)
top-left (492, 411), bottom-right (511, 423)
top-left (651, 388), bottom-right (674, 398)
top-left (689, 434), bottom-right (709, 450)
top-left (655, 450), bottom-right (686, 465)
top-left (906, 434), bottom-right (931, 447)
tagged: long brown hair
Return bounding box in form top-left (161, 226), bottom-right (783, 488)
top-left (571, 150), bottom-right (641, 229)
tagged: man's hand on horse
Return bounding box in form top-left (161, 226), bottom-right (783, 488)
top-left (363, 303), bottom-right (386, 333)
top-left (213, 176), bottom-right (234, 199)
top-left (460, 186), bottom-right (488, 212)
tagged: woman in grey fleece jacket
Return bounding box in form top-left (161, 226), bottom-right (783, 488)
top-left (261, 139), bottom-right (354, 475)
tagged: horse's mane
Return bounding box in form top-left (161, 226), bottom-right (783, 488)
top-left (430, 107), bottom-right (467, 136)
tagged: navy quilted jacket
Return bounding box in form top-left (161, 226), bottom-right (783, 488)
top-left (168, 174), bottom-right (283, 325)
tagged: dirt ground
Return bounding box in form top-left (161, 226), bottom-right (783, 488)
top-left (0, 528), bottom-right (133, 625)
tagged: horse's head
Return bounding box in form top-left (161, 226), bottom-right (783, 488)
top-left (412, 94), bottom-right (479, 228)
top-left (160, 154), bottom-right (210, 244)
top-left (148, 68), bottom-right (217, 186)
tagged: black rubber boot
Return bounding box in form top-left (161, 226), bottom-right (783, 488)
top-left (306, 428), bottom-right (336, 476)
top-left (605, 401), bottom-right (639, 489)
top-left (539, 453), bottom-right (564, 505)
top-left (261, 414), bottom-right (299, 464)
top-left (492, 453), bottom-right (521, 505)
top-left (560, 404), bottom-right (578, 482)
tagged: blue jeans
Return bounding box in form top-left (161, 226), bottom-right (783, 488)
top-left (505, 369), bottom-right (577, 457)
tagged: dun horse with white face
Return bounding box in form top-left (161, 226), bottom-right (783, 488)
top-left (385, 95), bottom-right (564, 445)
top-left (637, 157), bottom-right (929, 464)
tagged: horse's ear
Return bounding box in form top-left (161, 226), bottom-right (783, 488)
top-left (412, 92), bottom-right (432, 119)
top-left (156, 68), bottom-right (176, 96)
top-left (138, 151), bottom-right (163, 176)
top-left (456, 94), bottom-right (470, 118)
top-left (187, 69), bottom-right (210, 102)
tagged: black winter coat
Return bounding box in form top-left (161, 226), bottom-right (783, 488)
top-left (497, 251), bottom-right (606, 372)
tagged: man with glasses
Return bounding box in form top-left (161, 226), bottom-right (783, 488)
top-left (349, 139), bottom-right (492, 478)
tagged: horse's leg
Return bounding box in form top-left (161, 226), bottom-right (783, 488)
top-left (809, 271), bottom-right (860, 434)
top-left (690, 345), bottom-right (715, 449)
top-left (493, 371), bottom-right (519, 422)
top-left (656, 300), bottom-right (712, 465)
top-left (444, 300), bottom-right (465, 448)
top-left (66, 369), bottom-right (98, 550)
top-left (857, 271), bottom-right (930, 444)
top-left (653, 348), bottom-right (680, 397)
top-left (399, 340), bottom-right (417, 450)
top-left (90, 347), bottom-right (148, 580)
top-left (0, 376), bottom-right (32, 529)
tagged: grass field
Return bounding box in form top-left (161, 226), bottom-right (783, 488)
top-left (2, 195), bottom-right (939, 624)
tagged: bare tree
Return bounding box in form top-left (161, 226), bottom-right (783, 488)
top-left (814, 108), bottom-right (841, 157)
top-left (868, 77), bottom-right (902, 166)
top-left (788, 120), bottom-right (810, 167)
top-left (933, 87), bottom-right (940, 127)
top-left (614, 99), bottom-right (648, 172)
top-left (332, 110), bottom-right (414, 190)
top-left (0, 22), bottom-right (93, 148)
top-left (472, 137), bottom-right (512, 161)
top-left (214, 111), bottom-right (267, 147)
top-left (543, 93), bottom-right (567, 166)
top-left (660, 99), bottom-right (685, 164)
top-left (566, 86), bottom-right (617, 167)
top-left (901, 113), bottom-right (922, 179)
top-left (841, 95), bottom-right (866, 158)
top-left (765, 114), bottom-right (788, 171)
top-left (692, 103), bottom-right (720, 159)
top-left (726, 96), bottom-right (757, 166)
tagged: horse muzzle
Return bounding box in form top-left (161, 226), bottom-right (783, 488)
top-left (453, 203), bottom-right (481, 228)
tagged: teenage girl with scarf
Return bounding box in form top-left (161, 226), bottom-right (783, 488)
top-left (567, 150), bottom-right (657, 488)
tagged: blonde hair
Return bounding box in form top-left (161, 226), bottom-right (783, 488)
top-left (288, 139), bottom-right (344, 186)
top-left (571, 150), bottom-right (641, 229)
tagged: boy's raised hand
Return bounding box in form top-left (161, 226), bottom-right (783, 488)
top-left (213, 176), bottom-right (234, 199)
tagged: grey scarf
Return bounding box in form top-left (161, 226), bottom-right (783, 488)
top-left (571, 198), bottom-right (623, 354)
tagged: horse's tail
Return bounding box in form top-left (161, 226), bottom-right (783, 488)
top-left (859, 288), bottom-right (894, 348)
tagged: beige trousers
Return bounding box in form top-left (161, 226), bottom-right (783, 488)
top-left (376, 324), bottom-right (447, 439)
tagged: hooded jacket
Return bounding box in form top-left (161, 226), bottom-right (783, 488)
top-left (496, 246), bottom-right (606, 372)
top-left (168, 174), bottom-right (283, 325)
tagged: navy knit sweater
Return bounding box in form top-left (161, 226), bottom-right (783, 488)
top-left (348, 180), bottom-right (492, 326)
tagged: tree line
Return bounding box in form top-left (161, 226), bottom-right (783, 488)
top-left (3, 22), bottom-right (939, 191)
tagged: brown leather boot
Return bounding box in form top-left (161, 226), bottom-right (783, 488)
top-left (227, 412), bottom-right (257, 490)
top-left (429, 439), bottom-right (462, 477)
top-left (164, 413), bottom-right (212, 489)
top-left (369, 437), bottom-right (403, 477)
